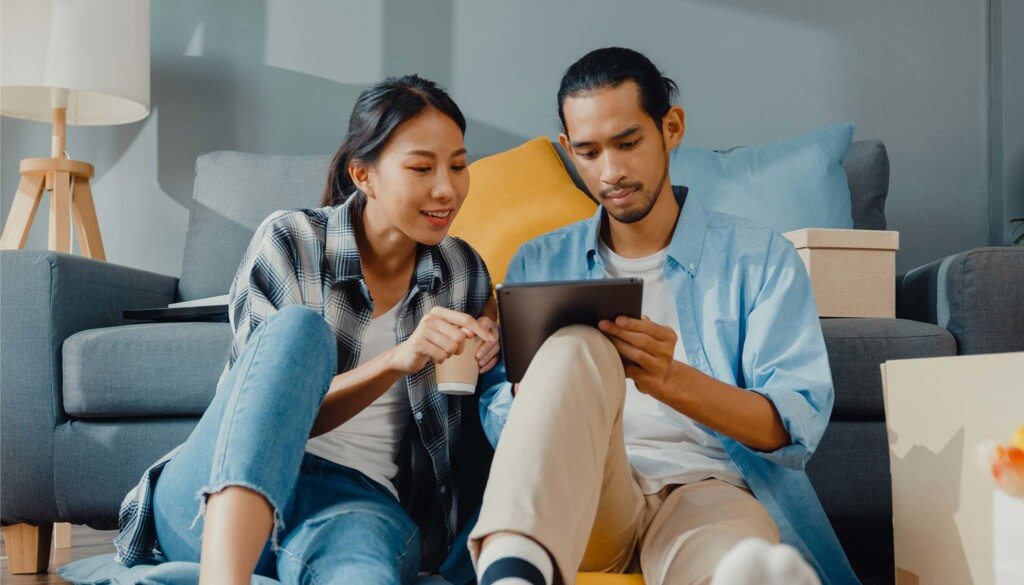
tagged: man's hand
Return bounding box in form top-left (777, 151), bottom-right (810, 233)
top-left (598, 315), bottom-right (683, 398)
top-left (474, 315), bottom-right (501, 373)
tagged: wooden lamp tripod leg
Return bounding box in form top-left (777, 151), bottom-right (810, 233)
top-left (71, 177), bottom-right (105, 261)
top-left (49, 171), bottom-right (72, 253)
top-left (0, 174), bottom-right (45, 250)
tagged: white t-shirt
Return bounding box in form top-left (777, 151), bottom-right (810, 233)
top-left (599, 241), bottom-right (746, 494)
top-left (305, 302), bottom-right (410, 497)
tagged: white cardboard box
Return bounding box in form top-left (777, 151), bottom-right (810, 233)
top-left (881, 351), bottom-right (1024, 585)
top-left (783, 228), bottom-right (899, 318)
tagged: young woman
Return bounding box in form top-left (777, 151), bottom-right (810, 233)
top-left (112, 75), bottom-right (500, 584)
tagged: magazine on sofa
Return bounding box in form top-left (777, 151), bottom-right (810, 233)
top-left (123, 294), bottom-right (230, 322)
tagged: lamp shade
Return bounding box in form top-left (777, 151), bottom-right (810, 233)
top-left (0, 0), bottom-right (150, 126)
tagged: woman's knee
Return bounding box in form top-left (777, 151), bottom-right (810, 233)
top-left (262, 305), bottom-right (337, 371)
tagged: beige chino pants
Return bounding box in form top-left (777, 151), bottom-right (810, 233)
top-left (469, 326), bottom-right (780, 585)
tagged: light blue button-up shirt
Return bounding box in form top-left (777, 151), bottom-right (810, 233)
top-left (478, 187), bottom-right (861, 584)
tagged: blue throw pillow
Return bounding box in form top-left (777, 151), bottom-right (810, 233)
top-left (670, 122), bottom-right (855, 233)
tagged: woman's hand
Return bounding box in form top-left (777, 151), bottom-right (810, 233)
top-left (386, 306), bottom-right (496, 375)
top-left (475, 316), bottom-right (501, 373)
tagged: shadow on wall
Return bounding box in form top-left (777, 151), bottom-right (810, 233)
top-left (149, 0), bottom-right (527, 213)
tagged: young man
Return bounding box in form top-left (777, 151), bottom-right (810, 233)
top-left (469, 48), bottom-right (860, 585)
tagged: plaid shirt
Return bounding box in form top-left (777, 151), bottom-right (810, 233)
top-left (114, 192), bottom-right (492, 570)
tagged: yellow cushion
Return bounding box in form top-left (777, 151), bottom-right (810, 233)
top-left (450, 137), bottom-right (596, 284)
top-left (577, 573), bottom-right (646, 584)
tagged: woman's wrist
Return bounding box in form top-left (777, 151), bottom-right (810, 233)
top-left (380, 345), bottom-right (411, 377)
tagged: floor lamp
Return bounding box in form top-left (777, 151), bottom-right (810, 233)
top-left (0, 0), bottom-right (150, 261)
top-left (0, 0), bottom-right (149, 574)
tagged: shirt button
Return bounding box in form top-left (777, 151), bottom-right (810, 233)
top-left (439, 486), bottom-right (447, 495)
top-left (414, 411), bottom-right (424, 421)
top-left (689, 262), bottom-right (696, 271)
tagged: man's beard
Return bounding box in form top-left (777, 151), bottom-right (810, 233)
top-left (601, 161), bottom-right (670, 225)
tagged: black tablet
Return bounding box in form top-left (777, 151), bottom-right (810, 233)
top-left (495, 278), bottom-right (643, 382)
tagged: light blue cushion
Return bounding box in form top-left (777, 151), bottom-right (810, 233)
top-left (670, 122), bottom-right (855, 233)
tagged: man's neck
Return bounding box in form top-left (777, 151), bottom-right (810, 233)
top-left (601, 183), bottom-right (680, 259)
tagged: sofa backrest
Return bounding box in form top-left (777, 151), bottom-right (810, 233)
top-left (177, 140), bottom-right (889, 301)
top-left (178, 152), bottom-right (332, 301)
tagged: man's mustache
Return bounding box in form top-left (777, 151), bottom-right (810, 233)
top-left (600, 182), bottom-right (644, 199)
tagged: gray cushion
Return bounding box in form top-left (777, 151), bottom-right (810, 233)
top-left (63, 323), bottom-right (231, 418)
top-left (178, 152), bottom-right (332, 301)
top-left (821, 318), bottom-right (956, 419)
top-left (897, 246), bottom-right (1024, 355)
top-left (843, 140), bottom-right (889, 230)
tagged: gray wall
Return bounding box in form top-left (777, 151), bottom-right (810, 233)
top-left (2, 0), bottom-right (1019, 279)
top-left (990, 0), bottom-right (1024, 246)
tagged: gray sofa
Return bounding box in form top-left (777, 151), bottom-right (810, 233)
top-left (3, 141), bottom-right (1022, 584)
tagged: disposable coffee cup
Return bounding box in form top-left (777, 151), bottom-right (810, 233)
top-left (436, 337), bottom-right (483, 396)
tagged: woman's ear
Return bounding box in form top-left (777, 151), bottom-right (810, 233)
top-left (348, 161), bottom-right (374, 198)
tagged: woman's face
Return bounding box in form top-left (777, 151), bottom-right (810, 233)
top-left (360, 109), bottom-right (469, 246)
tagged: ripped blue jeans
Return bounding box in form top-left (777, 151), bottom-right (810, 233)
top-left (151, 305), bottom-right (422, 584)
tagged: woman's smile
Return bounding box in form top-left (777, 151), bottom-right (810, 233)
top-left (421, 208), bottom-right (454, 227)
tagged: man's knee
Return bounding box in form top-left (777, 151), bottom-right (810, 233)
top-left (548, 324), bottom-right (616, 355)
top-left (523, 325), bottom-right (625, 402)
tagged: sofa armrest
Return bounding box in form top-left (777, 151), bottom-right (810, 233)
top-left (896, 246), bottom-right (1024, 355)
top-left (1, 250), bottom-right (178, 525)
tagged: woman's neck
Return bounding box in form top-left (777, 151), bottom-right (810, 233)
top-left (356, 198), bottom-right (417, 280)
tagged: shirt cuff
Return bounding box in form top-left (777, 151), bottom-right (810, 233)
top-left (743, 386), bottom-right (818, 469)
top-left (481, 382), bottom-right (514, 448)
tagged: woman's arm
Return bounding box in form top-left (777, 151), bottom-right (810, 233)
top-left (309, 306), bottom-right (497, 438)
top-left (309, 349), bottom-right (406, 438)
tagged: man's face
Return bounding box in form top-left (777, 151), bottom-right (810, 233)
top-left (559, 81), bottom-right (684, 224)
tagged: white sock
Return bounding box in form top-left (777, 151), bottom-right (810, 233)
top-left (711, 538), bottom-right (821, 585)
top-left (477, 534), bottom-right (555, 585)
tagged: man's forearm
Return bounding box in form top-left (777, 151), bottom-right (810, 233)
top-left (654, 361), bottom-right (790, 452)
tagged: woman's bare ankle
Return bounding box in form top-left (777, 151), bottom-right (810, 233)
top-left (198, 486), bottom-right (274, 585)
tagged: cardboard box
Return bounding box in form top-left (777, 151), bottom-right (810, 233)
top-left (783, 228), bottom-right (899, 318)
top-left (881, 352), bottom-right (1024, 585)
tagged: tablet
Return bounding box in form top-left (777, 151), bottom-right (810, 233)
top-left (496, 278), bottom-right (643, 382)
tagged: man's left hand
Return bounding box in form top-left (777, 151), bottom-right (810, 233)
top-left (598, 315), bottom-right (682, 397)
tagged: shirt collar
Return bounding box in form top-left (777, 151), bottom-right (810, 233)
top-left (325, 191), bottom-right (443, 293)
top-left (585, 185), bottom-right (706, 278)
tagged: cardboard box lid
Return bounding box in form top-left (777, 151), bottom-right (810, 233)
top-left (783, 228), bottom-right (899, 251)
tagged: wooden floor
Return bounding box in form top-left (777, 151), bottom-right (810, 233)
top-left (1, 525), bottom-right (117, 584)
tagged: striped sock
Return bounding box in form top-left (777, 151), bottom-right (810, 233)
top-left (477, 534), bottom-right (555, 585)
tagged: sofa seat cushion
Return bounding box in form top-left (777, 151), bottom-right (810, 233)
top-left (62, 322), bottom-right (231, 418)
top-left (820, 318), bottom-right (955, 420)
